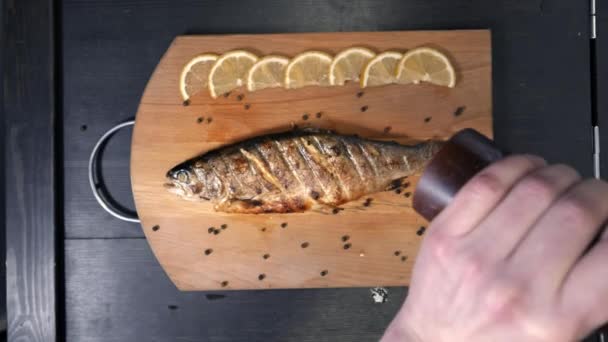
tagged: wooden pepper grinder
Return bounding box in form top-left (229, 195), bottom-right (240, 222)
top-left (413, 128), bottom-right (504, 221)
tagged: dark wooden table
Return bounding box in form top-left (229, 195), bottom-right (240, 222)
top-left (4, 0), bottom-right (606, 341)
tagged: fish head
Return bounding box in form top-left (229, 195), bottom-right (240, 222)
top-left (164, 162), bottom-right (201, 200)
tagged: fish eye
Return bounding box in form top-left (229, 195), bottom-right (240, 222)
top-left (176, 170), bottom-right (189, 183)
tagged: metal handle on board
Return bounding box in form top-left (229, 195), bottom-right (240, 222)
top-left (88, 120), bottom-right (140, 223)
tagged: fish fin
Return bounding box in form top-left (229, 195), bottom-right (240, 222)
top-left (215, 196), bottom-right (313, 214)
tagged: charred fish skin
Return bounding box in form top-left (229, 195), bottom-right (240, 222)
top-left (165, 130), bottom-right (443, 213)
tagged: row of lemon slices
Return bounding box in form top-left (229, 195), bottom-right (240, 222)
top-left (180, 47), bottom-right (455, 101)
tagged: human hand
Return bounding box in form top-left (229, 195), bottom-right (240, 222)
top-left (382, 155), bottom-right (608, 342)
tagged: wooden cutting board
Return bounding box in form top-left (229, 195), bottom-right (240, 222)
top-left (131, 30), bottom-right (492, 291)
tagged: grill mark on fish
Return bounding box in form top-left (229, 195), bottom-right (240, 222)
top-left (295, 138), bottom-right (329, 196)
top-left (358, 143), bottom-right (379, 177)
top-left (221, 155), bottom-right (247, 193)
top-left (311, 136), bottom-right (351, 200)
top-left (255, 143), bottom-right (288, 190)
top-left (402, 155), bottom-right (411, 171)
top-left (210, 167), bottom-right (227, 197)
top-left (240, 148), bottom-right (284, 192)
top-left (283, 139), bottom-right (320, 196)
top-left (342, 140), bottom-right (366, 183)
top-left (301, 137), bottom-right (342, 201)
top-left (261, 140), bottom-right (297, 191)
top-left (380, 148), bottom-right (395, 169)
top-left (274, 140), bottom-right (306, 191)
top-left (241, 149), bottom-right (271, 193)
top-left (309, 136), bottom-right (326, 153)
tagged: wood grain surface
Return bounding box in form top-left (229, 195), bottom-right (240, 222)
top-left (0, 0), bottom-right (6, 334)
top-left (131, 30), bottom-right (492, 290)
top-left (4, 0), bottom-right (57, 340)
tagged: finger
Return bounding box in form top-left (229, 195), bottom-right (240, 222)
top-left (463, 164), bottom-right (581, 260)
top-left (561, 238), bottom-right (608, 335)
top-left (510, 179), bottom-right (608, 291)
top-left (430, 155), bottom-right (546, 237)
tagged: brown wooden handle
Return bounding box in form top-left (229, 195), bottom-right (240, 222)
top-left (413, 128), bottom-right (504, 221)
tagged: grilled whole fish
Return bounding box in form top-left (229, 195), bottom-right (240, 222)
top-left (165, 129), bottom-right (443, 213)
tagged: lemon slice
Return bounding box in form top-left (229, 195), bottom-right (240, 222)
top-left (284, 51), bottom-right (333, 89)
top-left (246, 55), bottom-right (290, 92)
top-left (208, 50), bottom-right (258, 98)
top-left (396, 47), bottom-right (456, 87)
top-left (179, 54), bottom-right (218, 101)
top-left (360, 51), bottom-right (403, 88)
top-left (329, 47), bottom-right (375, 85)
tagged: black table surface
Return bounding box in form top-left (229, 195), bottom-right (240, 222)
top-left (599, 0), bottom-right (608, 178)
top-left (5, 0), bottom-right (607, 341)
